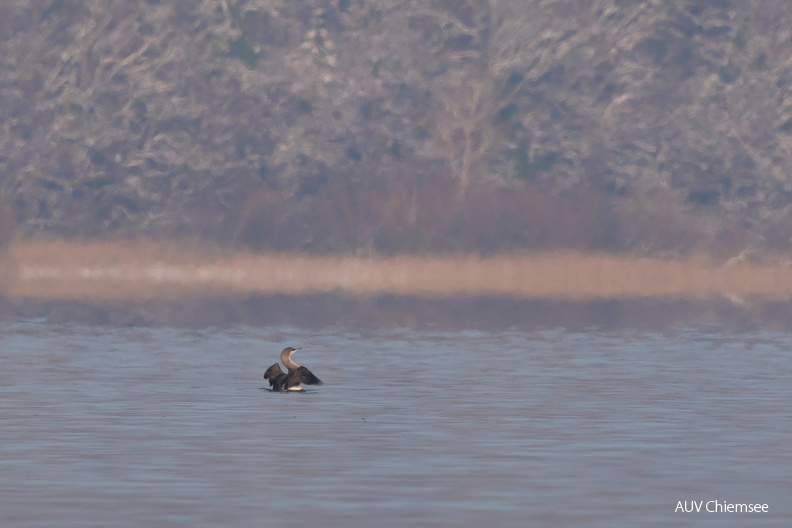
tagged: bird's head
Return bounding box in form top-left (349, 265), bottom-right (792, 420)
top-left (281, 346), bottom-right (301, 359)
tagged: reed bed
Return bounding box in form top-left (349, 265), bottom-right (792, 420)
top-left (4, 240), bottom-right (792, 302)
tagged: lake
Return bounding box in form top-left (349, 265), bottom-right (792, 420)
top-left (1, 321), bottom-right (790, 527)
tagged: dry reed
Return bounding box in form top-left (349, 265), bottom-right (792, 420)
top-left (3, 240), bottom-right (792, 302)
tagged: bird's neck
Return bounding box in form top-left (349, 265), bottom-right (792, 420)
top-left (282, 353), bottom-right (299, 372)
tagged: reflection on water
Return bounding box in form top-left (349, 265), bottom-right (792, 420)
top-left (1, 322), bottom-right (790, 527)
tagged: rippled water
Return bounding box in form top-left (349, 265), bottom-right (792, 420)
top-left (1, 322), bottom-right (790, 527)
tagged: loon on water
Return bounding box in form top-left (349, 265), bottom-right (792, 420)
top-left (264, 347), bottom-right (323, 392)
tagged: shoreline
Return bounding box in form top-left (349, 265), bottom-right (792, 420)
top-left (3, 240), bottom-right (792, 302)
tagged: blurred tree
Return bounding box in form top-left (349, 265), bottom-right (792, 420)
top-left (0, 0), bottom-right (791, 257)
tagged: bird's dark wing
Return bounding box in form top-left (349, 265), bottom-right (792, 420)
top-left (291, 366), bottom-right (323, 386)
top-left (270, 376), bottom-right (288, 391)
top-left (264, 363), bottom-right (285, 386)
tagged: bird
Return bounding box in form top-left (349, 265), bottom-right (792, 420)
top-left (264, 346), bottom-right (323, 392)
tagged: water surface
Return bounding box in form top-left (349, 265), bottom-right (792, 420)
top-left (1, 322), bottom-right (790, 526)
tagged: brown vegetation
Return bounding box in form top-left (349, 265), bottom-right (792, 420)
top-left (6, 240), bottom-right (792, 303)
